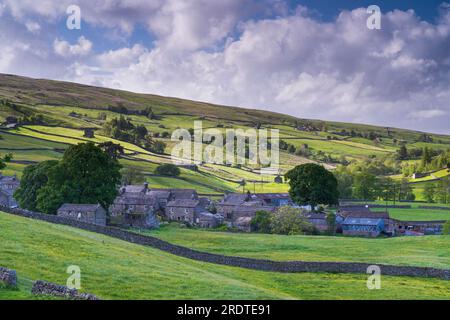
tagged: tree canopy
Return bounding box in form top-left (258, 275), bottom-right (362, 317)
top-left (285, 163), bottom-right (339, 209)
top-left (19, 143), bottom-right (122, 214)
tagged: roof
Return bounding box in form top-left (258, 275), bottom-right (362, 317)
top-left (339, 211), bottom-right (389, 219)
top-left (306, 213), bottom-right (327, 219)
top-left (58, 203), bottom-right (102, 212)
top-left (121, 185), bottom-right (147, 193)
top-left (114, 193), bottom-right (158, 205)
top-left (342, 217), bottom-right (383, 226)
top-left (147, 190), bottom-right (171, 199)
top-left (166, 199), bottom-right (200, 208)
top-left (0, 174), bottom-right (19, 183)
top-left (169, 189), bottom-right (198, 199)
top-left (220, 193), bottom-right (250, 205)
top-left (254, 193), bottom-right (290, 200)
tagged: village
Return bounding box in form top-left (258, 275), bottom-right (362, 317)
top-left (0, 172), bottom-right (445, 237)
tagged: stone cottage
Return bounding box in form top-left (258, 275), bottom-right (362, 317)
top-left (57, 203), bottom-right (107, 226)
top-left (195, 212), bottom-right (223, 228)
top-left (165, 199), bottom-right (204, 224)
top-left (109, 183), bottom-right (160, 228)
top-left (0, 173), bottom-right (20, 208)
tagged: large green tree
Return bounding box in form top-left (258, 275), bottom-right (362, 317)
top-left (352, 171), bottom-right (377, 201)
top-left (284, 163), bottom-right (339, 209)
top-left (14, 160), bottom-right (59, 211)
top-left (36, 143), bottom-right (122, 214)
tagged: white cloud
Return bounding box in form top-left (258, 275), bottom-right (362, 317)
top-left (53, 36), bottom-right (92, 57)
top-left (25, 21), bottom-right (40, 33)
top-left (1, 1), bottom-right (450, 133)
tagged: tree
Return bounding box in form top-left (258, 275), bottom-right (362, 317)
top-left (285, 164), bottom-right (339, 210)
top-left (14, 160), bottom-right (59, 211)
top-left (443, 221), bottom-right (450, 235)
top-left (250, 210), bottom-right (272, 233)
top-left (334, 168), bottom-right (353, 199)
top-left (98, 141), bottom-right (124, 159)
top-left (397, 144), bottom-right (408, 160)
top-left (421, 147), bottom-right (432, 169)
top-left (35, 143), bottom-right (122, 214)
top-left (423, 183), bottom-right (436, 203)
top-left (0, 153), bottom-right (12, 170)
top-left (399, 178), bottom-right (415, 201)
top-left (326, 212), bottom-right (336, 235)
top-left (154, 163), bottom-right (180, 177)
top-left (352, 171), bottom-right (377, 201)
top-left (270, 206), bottom-right (315, 235)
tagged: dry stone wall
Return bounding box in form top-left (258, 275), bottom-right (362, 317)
top-left (0, 267), bottom-right (17, 287)
top-left (1, 205), bottom-right (449, 280)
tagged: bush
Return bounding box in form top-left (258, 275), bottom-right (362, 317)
top-left (443, 221), bottom-right (450, 235)
top-left (155, 163), bottom-right (181, 177)
top-left (270, 206), bottom-right (315, 235)
top-left (250, 210), bottom-right (272, 233)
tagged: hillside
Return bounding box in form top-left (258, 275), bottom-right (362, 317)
top-left (0, 73), bottom-right (450, 196)
top-left (1, 212), bottom-right (449, 300)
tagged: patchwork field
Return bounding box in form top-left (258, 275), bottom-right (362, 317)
top-left (1, 212), bottom-right (449, 300)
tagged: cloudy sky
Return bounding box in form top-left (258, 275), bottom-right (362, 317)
top-left (1, 1), bottom-right (450, 133)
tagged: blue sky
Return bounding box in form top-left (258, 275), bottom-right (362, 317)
top-left (1, 0), bottom-right (450, 133)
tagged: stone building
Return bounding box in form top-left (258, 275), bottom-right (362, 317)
top-left (109, 183), bottom-right (159, 228)
top-left (0, 174), bottom-right (19, 208)
top-left (195, 212), bottom-right (223, 228)
top-left (305, 213), bottom-right (329, 232)
top-left (165, 199), bottom-right (204, 224)
top-left (57, 203), bottom-right (107, 226)
top-left (341, 217), bottom-right (385, 237)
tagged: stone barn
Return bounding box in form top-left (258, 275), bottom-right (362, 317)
top-left (57, 203), bottom-right (107, 226)
top-left (0, 174), bottom-right (20, 208)
top-left (342, 217), bottom-right (385, 237)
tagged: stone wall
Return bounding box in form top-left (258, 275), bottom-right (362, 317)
top-left (0, 266), bottom-right (17, 287)
top-left (1, 205), bottom-right (449, 280)
top-left (31, 280), bottom-right (99, 300)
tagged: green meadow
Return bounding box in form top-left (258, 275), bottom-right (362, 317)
top-left (1, 212), bottom-right (449, 300)
top-left (143, 223), bottom-right (450, 269)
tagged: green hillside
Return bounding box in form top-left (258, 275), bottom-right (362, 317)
top-left (1, 212), bottom-right (449, 300)
top-left (1, 73), bottom-right (450, 197)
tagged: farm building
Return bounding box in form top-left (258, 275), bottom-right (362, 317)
top-left (342, 217), bottom-right (385, 237)
top-left (391, 219), bottom-right (445, 236)
top-left (306, 213), bottom-right (328, 232)
top-left (0, 174), bottom-right (19, 208)
top-left (195, 212), bottom-right (223, 228)
top-left (109, 183), bottom-right (160, 228)
top-left (165, 199), bottom-right (206, 224)
top-left (254, 193), bottom-right (292, 207)
top-left (57, 203), bottom-right (107, 226)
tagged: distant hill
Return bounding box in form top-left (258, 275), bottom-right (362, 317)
top-left (0, 73), bottom-right (449, 196)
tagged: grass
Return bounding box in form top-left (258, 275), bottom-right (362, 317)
top-left (0, 212), bottom-right (449, 300)
top-left (371, 207), bottom-right (450, 221)
top-left (142, 223), bottom-right (450, 269)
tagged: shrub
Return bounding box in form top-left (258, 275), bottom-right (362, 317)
top-left (155, 163), bottom-right (181, 177)
top-left (270, 206), bottom-right (315, 235)
top-left (443, 221), bottom-right (450, 235)
top-left (250, 210), bottom-right (272, 233)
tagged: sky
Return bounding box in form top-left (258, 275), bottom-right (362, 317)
top-left (1, 1), bottom-right (450, 134)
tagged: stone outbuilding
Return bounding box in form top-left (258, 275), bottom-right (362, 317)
top-left (57, 203), bottom-right (107, 226)
top-left (165, 199), bottom-right (204, 224)
top-left (195, 212), bottom-right (223, 228)
top-left (0, 173), bottom-right (20, 208)
top-left (341, 217), bottom-right (385, 237)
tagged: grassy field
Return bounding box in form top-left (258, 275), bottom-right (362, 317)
top-left (1, 212), bottom-right (449, 300)
top-left (142, 223), bottom-right (450, 269)
top-left (371, 207), bottom-right (450, 221)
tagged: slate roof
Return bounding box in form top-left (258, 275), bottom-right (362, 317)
top-left (339, 211), bottom-right (389, 219)
top-left (58, 203), bottom-right (102, 212)
top-left (342, 217), bottom-right (383, 226)
top-left (306, 213), bottom-right (327, 219)
top-left (220, 193), bottom-right (250, 205)
top-left (121, 185), bottom-right (147, 193)
top-left (166, 199), bottom-right (200, 208)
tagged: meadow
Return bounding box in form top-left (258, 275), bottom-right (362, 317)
top-left (142, 223), bottom-right (450, 269)
top-left (1, 212), bottom-right (449, 300)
